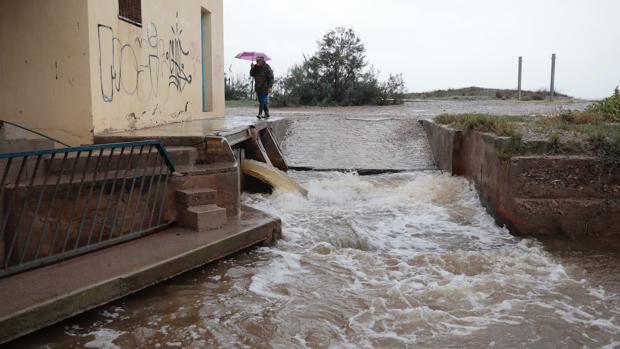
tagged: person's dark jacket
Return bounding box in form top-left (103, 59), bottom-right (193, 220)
top-left (250, 63), bottom-right (274, 93)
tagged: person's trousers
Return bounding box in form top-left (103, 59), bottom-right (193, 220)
top-left (257, 92), bottom-right (270, 116)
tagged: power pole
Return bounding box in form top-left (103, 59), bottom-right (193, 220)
top-left (517, 56), bottom-right (523, 101)
top-left (550, 53), bottom-right (556, 101)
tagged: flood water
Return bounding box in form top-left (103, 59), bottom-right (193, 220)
top-left (14, 170), bottom-right (620, 349)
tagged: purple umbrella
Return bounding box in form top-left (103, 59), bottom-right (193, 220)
top-left (236, 52), bottom-right (272, 100)
top-left (235, 51), bottom-right (272, 61)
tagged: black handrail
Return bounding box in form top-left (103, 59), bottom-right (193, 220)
top-left (0, 140), bottom-right (175, 173)
top-left (0, 120), bottom-right (71, 147)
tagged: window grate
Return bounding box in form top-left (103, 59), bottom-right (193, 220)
top-left (118, 0), bottom-right (142, 27)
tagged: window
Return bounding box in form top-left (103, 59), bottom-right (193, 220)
top-left (118, 0), bottom-right (142, 27)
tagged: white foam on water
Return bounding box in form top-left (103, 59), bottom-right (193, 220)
top-left (83, 329), bottom-right (125, 349)
top-left (38, 170), bottom-right (619, 349)
top-left (248, 249), bottom-right (307, 300)
top-left (241, 171), bottom-right (620, 347)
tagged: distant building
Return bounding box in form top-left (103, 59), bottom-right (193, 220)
top-left (0, 0), bottom-right (225, 146)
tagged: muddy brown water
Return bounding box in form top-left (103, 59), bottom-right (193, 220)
top-left (12, 171), bottom-right (620, 349)
top-left (11, 101), bottom-right (619, 348)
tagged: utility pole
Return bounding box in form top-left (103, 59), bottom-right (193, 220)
top-left (550, 53), bottom-right (556, 101)
top-left (517, 56), bottom-right (523, 101)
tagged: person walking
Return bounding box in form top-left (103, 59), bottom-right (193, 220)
top-left (250, 56), bottom-right (274, 119)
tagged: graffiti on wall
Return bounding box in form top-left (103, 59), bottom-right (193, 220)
top-left (97, 13), bottom-right (198, 103)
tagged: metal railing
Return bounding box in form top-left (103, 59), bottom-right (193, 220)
top-left (0, 119), bottom-right (72, 147)
top-left (0, 140), bottom-right (175, 277)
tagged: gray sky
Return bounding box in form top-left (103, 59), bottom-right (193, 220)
top-left (224, 0), bottom-right (620, 99)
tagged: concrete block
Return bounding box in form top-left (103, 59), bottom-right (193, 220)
top-left (180, 205), bottom-right (227, 232)
top-left (176, 188), bottom-right (217, 208)
top-left (166, 146), bottom-right (199, 167)
top-left (167, 166), bottom-right (241, 219)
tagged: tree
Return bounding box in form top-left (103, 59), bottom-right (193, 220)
top-left (379, 73), bottom-right (406, 105)
top-left (278, 27), bottom-right (406, 107)
top-left (310, 27), bottom-right (367, 103)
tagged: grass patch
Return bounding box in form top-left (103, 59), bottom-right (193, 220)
top-left (434, 113), bottom-right (525, 137)
top-left (541, 110), bottom-right (620, 163)
top-left (590, 133), bottom-right (620, 164)
top-left (406, 86), bottom-right (571, 101)
top-left (434, 108), bottom-right (620, 163)
top-left (558, 110), bottom-right (607, 124)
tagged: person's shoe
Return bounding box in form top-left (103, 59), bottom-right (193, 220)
top-left (256, 114), bottom-right (264, 119)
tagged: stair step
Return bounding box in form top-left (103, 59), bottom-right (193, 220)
top-left (180, 204), bottom-right (227, 232)
top-left (176, 188), bottom-right (217, 208)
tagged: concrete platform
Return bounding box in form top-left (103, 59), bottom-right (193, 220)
top-left (94, 116), bottom-right (290, 147)
top-left (0, 205), bottom-right (281, 344)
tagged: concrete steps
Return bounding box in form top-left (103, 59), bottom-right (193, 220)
top-left (180, 204), bottom-right (227, 232)
top-left (176, 188), bottom-right (227, 231)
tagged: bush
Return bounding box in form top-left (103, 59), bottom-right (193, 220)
top-left (587, 86), bottom-right (620, 122)
top-left (225, 66), bottom-right (250, 100)
top-left (344, 70), bottom-right (381, 106)
top-left (378, 73), bottom-right (406, 105)
top-left (434, 114), bottom-right (521, 137)
top-left (530, 90), bottom-right (546, 101)
top-left (589, 132), bottom-right (620, 164)
top-left (560, 110), bottom-right (606, 124)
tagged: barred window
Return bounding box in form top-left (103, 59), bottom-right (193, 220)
top-left (118, 0), bottom-right (142, 27)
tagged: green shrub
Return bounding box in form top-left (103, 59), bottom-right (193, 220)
top-left (559, 110), bottom-right (607, 124)
top-left (434, 114), bottom-right (521, 137)
top-left (587, 86), bottom-right (620, 122)
top-left (225, 67), bottom-right (250, 100)
top-left (589, 132), bottom-right (620, 164)
top-left (530, 91), bottom-right (546, 101)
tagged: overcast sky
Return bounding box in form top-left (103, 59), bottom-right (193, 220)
top-left (223, 0), bottom-right (620, 99)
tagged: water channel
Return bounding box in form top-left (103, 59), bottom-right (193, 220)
top-left (15, 170), bottom-right (620, 348)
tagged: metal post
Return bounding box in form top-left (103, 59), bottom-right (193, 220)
top-left (550, 53), bottom-right (556, 101)
top-left (518, 56), bottom-right (523, 101)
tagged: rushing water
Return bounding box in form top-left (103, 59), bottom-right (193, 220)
top-left (14, 171), bottom-right (620, 349)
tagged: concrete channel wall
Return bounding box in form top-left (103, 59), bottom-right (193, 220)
top-left (421, 120), bottom-right (620, 237)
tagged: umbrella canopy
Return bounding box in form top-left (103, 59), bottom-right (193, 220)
top-left (235, 51), bottom-right (272, 61)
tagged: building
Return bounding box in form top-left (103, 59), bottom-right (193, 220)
top-left (0, 0), bottom-right (225, 146)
